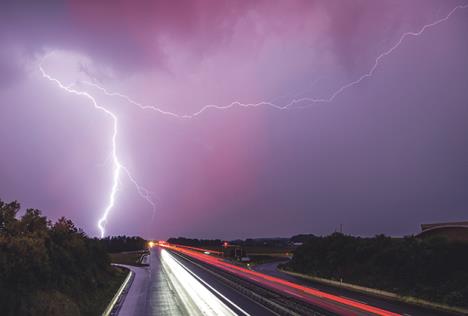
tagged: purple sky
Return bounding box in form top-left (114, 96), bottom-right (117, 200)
top-left (1, 0), bottom-right (468, 239)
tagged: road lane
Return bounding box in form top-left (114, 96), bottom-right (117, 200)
top-left (162, 244), bottom-right (402, 316)
top-left (117, 248), bottom-right (277, 316)
top-left (119, 245), bottom-right (444, 316)
top-left (253, 261), bottom-right (454, 316)
top-left (117, 250), bottom-right (187, 316)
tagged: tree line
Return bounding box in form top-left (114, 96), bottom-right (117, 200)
top-left (167, 236), bottom-right (224, 247)
top-left (100, 235), bottom-right (147, 253)
top-left (167, 236), bottom-right (291, 248)
top-left (284, 233), bottom-right (468, 307)
top-left (0, 199), bottom-right (142, 315)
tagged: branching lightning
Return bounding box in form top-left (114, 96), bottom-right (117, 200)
top-left (39, 4), bottom-right (467, 237)
top-left (39, 62), bottom-right (156, 238)
top-left (85, 4), bottom-right (468, 116)
top-left (121, 165), bottom-right (157, 221)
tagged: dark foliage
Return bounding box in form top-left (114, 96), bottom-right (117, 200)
top-left (99, 235), bottom-right (147, 253)
top-left (289, 234), bottom-right (316, 243)
top-left (167, 236), bottom-right (290, 248)
top-left (167, 237), bottom-right (224, 247)
top-left (235, 238), bottom-right (290, 248)
top-left (0, 199), bottom-right (117, 315)
top-left (285, 233), bottom-right (468, 307)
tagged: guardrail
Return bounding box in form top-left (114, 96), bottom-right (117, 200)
top-left (279, 269), bottom-right (468, 316)
top-left (102, 266), bottom-right (135, 316)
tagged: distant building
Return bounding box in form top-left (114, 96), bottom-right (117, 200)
top-left (417, 221), bottom-right (468, 243)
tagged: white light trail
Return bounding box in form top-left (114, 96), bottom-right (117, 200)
top-left (161, 249), bottom-right (239, 316)
top-left (40, 3), bottom-right (467, 237)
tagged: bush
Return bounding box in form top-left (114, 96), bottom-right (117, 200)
top-left (286, 233), bottom-right (468, 307)
top-left (0, 199), bottom-right (116, 315)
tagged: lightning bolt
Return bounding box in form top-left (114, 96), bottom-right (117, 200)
top-left (122, 166), bottom-right (157, 221)
top-left (39, 61), bottom-right (156, 238)
top-left (85, 4), bottom-right (468, 116)
top-left (39, 3), bottom-right (467, 237)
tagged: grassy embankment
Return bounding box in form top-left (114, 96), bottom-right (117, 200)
top-left (110, 250), bottom-right (149, 266)
top-left (81, 266), bottom-right (128, 316)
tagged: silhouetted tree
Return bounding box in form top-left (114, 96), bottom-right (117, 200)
top-left (0, 199), bottom-right (115, 315)
top-left (167, 237), bottom-right (223, 247)
top-left (285, 233), bottom-right (468, 307)
top-left (99, 235), bottom-right (147, 253)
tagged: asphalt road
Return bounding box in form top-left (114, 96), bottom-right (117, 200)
top-left (164, 245), bottom-right (402, 316)
top-left (118, 248), bottom-right (277, 316)
top-left (117, 247), bottom-right (457, 316)
top-left (253, 261), bottom-right (454, 316)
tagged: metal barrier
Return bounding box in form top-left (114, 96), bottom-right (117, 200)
top-left (102, 266), bottom-right (135, 316)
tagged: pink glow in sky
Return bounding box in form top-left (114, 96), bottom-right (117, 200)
top-left (1, 0), bottom-right (468, 239)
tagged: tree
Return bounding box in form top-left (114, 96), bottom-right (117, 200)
top-left (286, 233), bottom-right (468, 307)
top-left (0, 199), bottom-right (115, 315)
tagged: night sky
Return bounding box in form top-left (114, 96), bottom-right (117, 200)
top-left (1, 0), bottom-right (468, 239)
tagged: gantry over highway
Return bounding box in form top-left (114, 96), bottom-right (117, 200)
top-left (115, 242), bottom-right (452, 316)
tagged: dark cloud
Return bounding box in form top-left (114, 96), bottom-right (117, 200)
top-left (1, 0), bottom-right (461, 81)
top-left (0, 0), bottom-right (255, 77)
top-left (0, 0), bottom-right (467, 238)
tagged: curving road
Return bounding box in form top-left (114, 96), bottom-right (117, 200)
top-left (253, 261), bottom-right (453, 316)
top-left (117, 248), bottom-right (276, 316)
top-left (116, 245), bottom-right (454, 316)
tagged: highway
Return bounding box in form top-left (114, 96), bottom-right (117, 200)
top-left (117, 245), bottom-right (453, 316)
top-left (117, 248), bottom-right (278, 315)
top-left (162, 244), bottom-right (401, 316)
top-left (253, 261), bottom-right (453, 316)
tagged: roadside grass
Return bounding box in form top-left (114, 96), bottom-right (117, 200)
top-left (244, 246), bottom-right (293, 255)
top-left (81, 266), bottom-right (128, 316)
top-left (110, 250), bottom-right (149, 266)
top-left (21, 266), bottom-right (128, 316)
top-left (223, 255), bottom-right (288, 270)
top-left (248, 255), bottom-right (289, 266)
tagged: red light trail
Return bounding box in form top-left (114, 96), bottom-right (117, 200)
top-left (161, 243), bottom-right (401, 316)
